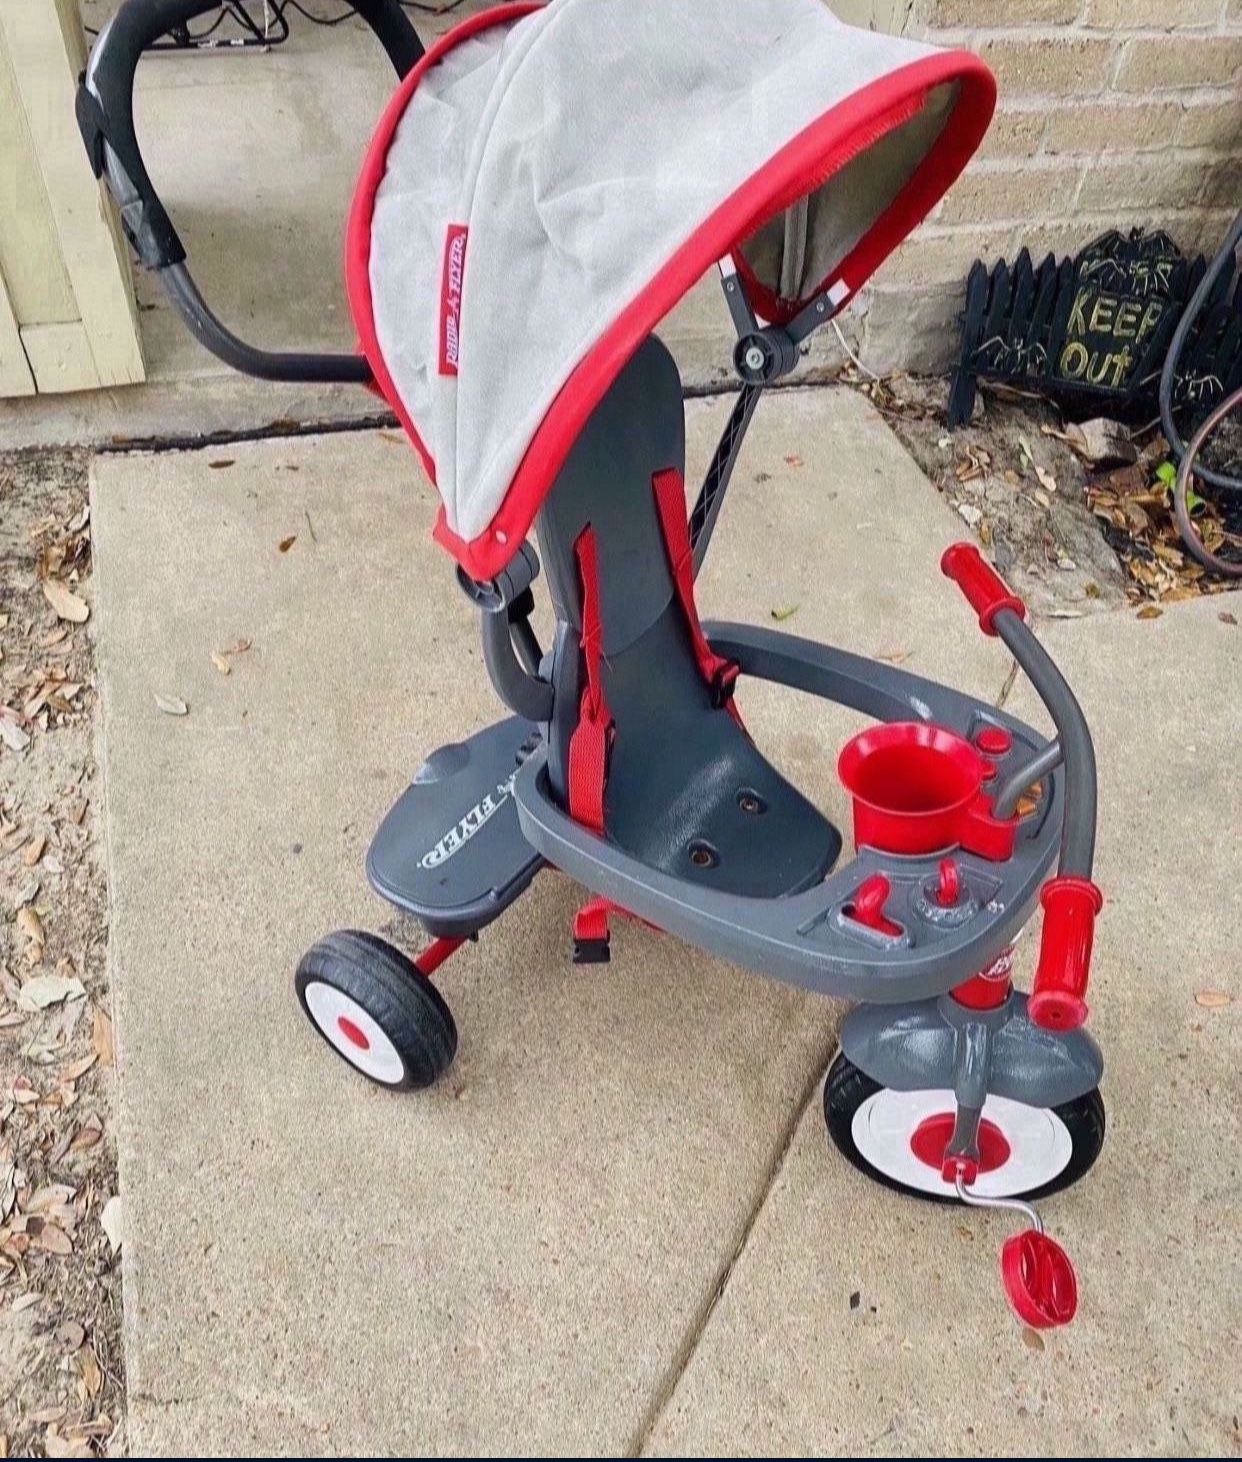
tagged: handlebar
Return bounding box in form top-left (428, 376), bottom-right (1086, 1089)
top-left (76, 0), bottom-right (422, 384)
top-left (942, 543), bottom-right (1102, 1031)
top-left (941, 541), bottom-right (1026, 636)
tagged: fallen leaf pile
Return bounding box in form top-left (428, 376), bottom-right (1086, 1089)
top-left (2, 453), bottom-right (123, 1455)
top-left (1, 504), bottom-right (93, 763)
top-left (1084, 433), bottom-right (1238, 606)
top-left (852, 369), bottom-right (1241, 618)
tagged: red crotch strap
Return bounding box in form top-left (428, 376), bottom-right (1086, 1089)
top-left (567, 525), bottom-right (613, 835)
top-left (572, 895), bottom-right (612, 964)
top-left (651, 467), bottom-right (740, 710)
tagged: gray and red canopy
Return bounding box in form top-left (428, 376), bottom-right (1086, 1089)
top-left (347, 0), bottom-right (994, 578)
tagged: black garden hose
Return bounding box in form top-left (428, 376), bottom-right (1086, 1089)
top-left (1157, 207), bottom-right (1242, 575)
top-left (1172, 384), bottom-right (1242, 579)
top-left (1158, 208), bottom-right (1242, 499)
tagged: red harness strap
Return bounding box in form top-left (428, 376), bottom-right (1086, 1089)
top-left (567, 526), bottom-right (615, 961)
top-left (651, 467), bottom-right (740, 710)
top-left (567, 525), bottom-right (613, 835)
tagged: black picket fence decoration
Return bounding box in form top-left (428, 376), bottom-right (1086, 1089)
top-left (947, 228), bottom-right (1242, 428)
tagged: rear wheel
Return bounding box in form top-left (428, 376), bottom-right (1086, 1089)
top-left (823, 1052), bottom-right (1104, 1203)
top-left (295, 929), bottom-right (457, 1090)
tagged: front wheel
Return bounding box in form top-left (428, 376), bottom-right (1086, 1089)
top-left (823, 1053), bottom-right (1104, 1204)
top-left (296, 929), bottom-right (457, 1090)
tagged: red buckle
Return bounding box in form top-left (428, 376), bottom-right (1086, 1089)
top-left (710, 660), bottom-right (740, 709)
top-left (572, 897), bottom-right (611, 964)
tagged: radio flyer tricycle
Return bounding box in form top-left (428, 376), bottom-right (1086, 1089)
top-left (80, 0), bottom-right (1105, 1330)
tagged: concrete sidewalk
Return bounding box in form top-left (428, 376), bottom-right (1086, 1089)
top-left (90, 386), bottom-right (1238, 1454)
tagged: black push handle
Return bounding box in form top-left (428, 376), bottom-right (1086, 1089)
top-left (76, 0), bottom-right (422, 383)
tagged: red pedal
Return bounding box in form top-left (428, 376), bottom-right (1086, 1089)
top-left (1001, 1229), bottom-right (1079, 1329)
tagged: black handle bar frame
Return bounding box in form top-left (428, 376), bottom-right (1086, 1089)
top-left (76, 0), bottom-right (422, 384)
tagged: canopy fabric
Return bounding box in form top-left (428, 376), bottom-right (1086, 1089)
top-left (346, 0), bottom-right (994, 579)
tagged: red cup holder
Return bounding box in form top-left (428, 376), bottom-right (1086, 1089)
top-left (838, 722), bottom-right (1017, 860)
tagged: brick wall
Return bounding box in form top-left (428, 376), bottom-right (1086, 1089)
top-left (850, 0), bottom-right (1242, 372)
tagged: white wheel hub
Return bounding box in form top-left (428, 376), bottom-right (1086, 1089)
top-left (852, 1086), bottom-right (1073, 1199)
top-left (303, 981), bottom-right (405, 1085)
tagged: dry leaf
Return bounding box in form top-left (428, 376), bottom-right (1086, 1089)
top-left (16, 907), bottom-right (46, 961)
top-left (0, 709), bottom-right (30, 754)
top-left (23, 834), bottom-right (46, 867)
top-left (55, 1320), bottom-right (85, 1351)
top-left (1135, 605), bottom-right (1162, 620)
top-left (278, 535), bottom-right (297, 553)
top-left (60, 1054), bottom-right (97, 1083)
top-left (32, 1222), bottom-right (72, 1255)
top-left (69, 1116), bottom-right (103, 1153)
top-left (92, 1007), bottom-right (114, 1067)
top-left (211, 638), bottom-right (252, 675)
top-left (41, 581), bottom-right (89, 625)
top-left (1021, 1326), bottom-right (1045, 1352)
top-left (876, 649), bottom-right (911, 664)
top-left (153, 693), bottom-right (188, 717)
top-left (78, 1347), bottom-right (102, 1399)
top-left (18, 974), bottom-right (85, 1011)
top-left (208, 459), bottom-right (235, 470)
top-left (100, 1195), bottom-right (122, 1256)
top-left (43, 1430), bottom-right (91, 1459)
top-left (26, 1185), bottom-right (74, 1214)
top-left (1195, 989), bottom-right (1232, 1010)
top-left (1220, 611), bottom-right (1237, 627)
top-left (1034, 465), bottom-right (1058, 495)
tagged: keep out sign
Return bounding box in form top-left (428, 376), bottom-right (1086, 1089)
top-left (1056, 287), bottom-right (1166, 391)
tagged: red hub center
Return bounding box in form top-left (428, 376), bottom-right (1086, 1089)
top-left (336, 1014), bottom-right (371, 1051)
top-left (909, 1111), bottom-right (1011, 1173)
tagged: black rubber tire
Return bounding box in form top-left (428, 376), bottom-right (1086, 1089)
top-left (295, 929), bottom-right (457, 1091)
top-left (823, 1051), bottom-right (1105, 1205)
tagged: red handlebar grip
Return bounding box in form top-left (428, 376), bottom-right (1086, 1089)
top-left (941, 542), bottom-right (1026, 636)
top-left (1029, 876), bottom-right (1103, 1031)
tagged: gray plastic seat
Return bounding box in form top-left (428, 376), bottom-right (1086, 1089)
top-left (535, 336), bottom-right (842, 899)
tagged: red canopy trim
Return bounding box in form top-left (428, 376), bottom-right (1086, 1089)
top-left (433, 51), bottom-right (994, 580)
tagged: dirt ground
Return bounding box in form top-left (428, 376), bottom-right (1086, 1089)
top-left (864, 371), bottom-right (1240, 618)
top-left (0, 449), bottom-right (123, 1459)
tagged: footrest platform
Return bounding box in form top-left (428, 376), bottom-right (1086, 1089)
top-left (367, 716), bottom-right (544, 937)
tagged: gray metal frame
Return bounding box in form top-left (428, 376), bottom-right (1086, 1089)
top-left (840, 992), bottom-right (1103, 1114)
